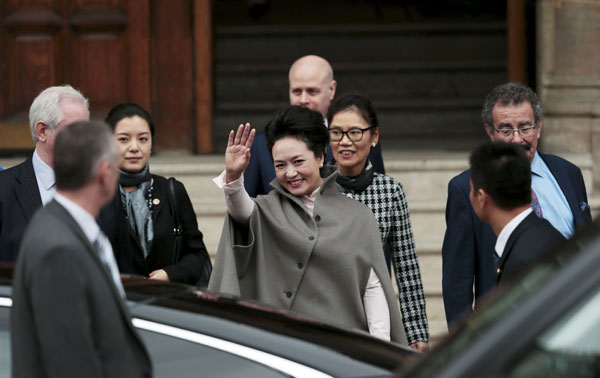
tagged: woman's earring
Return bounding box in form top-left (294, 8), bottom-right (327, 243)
top-left (320, 163), bottom-right (324, 168)
top-left (372, 142), bottom-right (376, 148)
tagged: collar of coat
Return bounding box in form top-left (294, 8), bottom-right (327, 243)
top-left (267, 165), bottom-right (340, 210)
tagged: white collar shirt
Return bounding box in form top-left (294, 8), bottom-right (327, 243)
top-left (495, 208), bottom-right (533, 258)
top-left (32, 149), bottom-right (56, 205)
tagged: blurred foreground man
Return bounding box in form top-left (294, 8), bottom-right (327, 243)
top-left (0, 85), bottom-right (89, 261)
top-left (469, 142), bottom-right (565, 284)
top-left (442, 83), bottom-right (591, 327)
top-left (11, 121), bottom-right (152, 378)
top-left (244, 54), bottom-right (384, 196)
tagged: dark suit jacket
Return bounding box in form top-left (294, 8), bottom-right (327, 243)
top-left (11, 200), bottom-right (152, 378)
top-left (98, 174), bottom-right (211, 285)
top-left (498, 212), bottom-right (565, 284)
top-left (244, 131), bottom-right (385, 197)
top-left (442, 152), bottom-right (591, 326)
top-left (0, 156), bottom-right (42, 262)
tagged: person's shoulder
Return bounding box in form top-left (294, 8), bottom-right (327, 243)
top-left (373, 172), bottom-right (396, 184)
top-left (0, 158), bottom-right (31, 180)
top-left (152, 175), bottom-right (192, 205)
top-left (539, 152), bottom-right (582, 172)
top-left (151, 173), bottom-right (184, 189)
top-left (20, 203), bottom-right (69, 251)
top-left (252, 130), bottom-right (268, 146)
top-left (371, 172), bottom-right (404, 194)
top-left (450, 169), bottom-right (471, 185)
top-left (329, 186), bottom-right (377, 216)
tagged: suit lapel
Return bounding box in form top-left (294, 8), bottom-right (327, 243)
top-left (499, 212), bottom-right (536, 274)
top-left (14, 157), bottom-right (43, 221)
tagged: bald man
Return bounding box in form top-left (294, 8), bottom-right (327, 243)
top-left (244, 55), bottom-right (385, 197)
top-left (288, 55), bottom-right (337, 119)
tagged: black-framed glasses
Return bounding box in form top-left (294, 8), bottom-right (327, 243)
top-left (491, 125), bottom-right (537, 138)
top-left (329, 127), bottom-right (374, 142)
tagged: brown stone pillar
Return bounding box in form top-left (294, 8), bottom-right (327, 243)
top-left (537, 0), bottom-right (600, 193)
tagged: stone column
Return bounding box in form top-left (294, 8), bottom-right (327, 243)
top-left (537, 0), bottom-right (600, 193)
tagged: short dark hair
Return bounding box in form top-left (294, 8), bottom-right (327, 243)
top-left (481, 82), bottom-right (543, 128)
top-left (265, 106), bottom-right (329, 159)
top-left (105, 103), bottom-right (155, 136)
top-left (327, 93), bottom-right (379, 130)
top-left (55, 121), bottom-right (116, 190)
top-left (470, 141), bottom-right (531, 210)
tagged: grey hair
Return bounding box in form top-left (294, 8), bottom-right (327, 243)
top-left (481, 82), bottom-right (543, 128)
top-left (54, 121), bottom-right (117, 190)
top-left (29, 85), bottom-right (89, 142)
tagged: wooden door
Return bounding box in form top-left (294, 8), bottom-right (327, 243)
top-left (0, 0), bottom-right (208, 153)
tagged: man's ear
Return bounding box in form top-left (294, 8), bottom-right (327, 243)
top-left (484, 124), bottom-right (494, 140)
top-left (97, 160), bottom-right (115, 191)
top-left (476, 188), bottom-right (489, 208)
top-left (35, 121), bottom-right (50, 142)
top-left (329, 80), bottom-right (337, 100)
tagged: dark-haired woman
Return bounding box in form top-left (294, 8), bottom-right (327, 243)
top-left (208, 106), bottom-right (407, 344)
top-left (328, 94), bottom-right (429, 351)
top-left (98, 103), bottom-right (212, 286)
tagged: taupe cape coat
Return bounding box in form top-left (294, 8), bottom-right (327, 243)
top-left (209, 168), bottom-right (407, 344)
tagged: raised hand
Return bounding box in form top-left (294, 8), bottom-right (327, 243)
top-left (225, 123), bottom-right (255, 183)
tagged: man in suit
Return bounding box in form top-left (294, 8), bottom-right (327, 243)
top-left (11, 121), bottom-right (152, 378)
top-left (442, 82), bottom-right (591, 327)
top-left (469, 142), bottom-right (565, 285)
top-left (0, 85), bottom-right (89, 261)
top-left (243, 54), bottom-right (385, 197)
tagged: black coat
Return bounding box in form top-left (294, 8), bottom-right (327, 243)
top-left (441, 152), bottom-right (592, 326)
top-left (98, 174), bottom-right (211, 285)
top-left (0, 156), bottom-right (43, 262)
top-left (497, 212), bottom-right (566, 284)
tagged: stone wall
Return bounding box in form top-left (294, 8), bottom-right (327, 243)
top-left (537, 0), bottom-right (600, 191)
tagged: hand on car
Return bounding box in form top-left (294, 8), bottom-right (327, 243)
top-left (149, 269), bottom-right (170, 282)
top-left (225, 123), bottom-right (255, 183)
top-left (410, 341), bottom-right (430, 353)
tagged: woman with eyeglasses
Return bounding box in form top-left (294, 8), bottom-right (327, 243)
top-left (209, 106), bottom-right (407, 344)
top-left (327, 94), bottom-right (429, 352)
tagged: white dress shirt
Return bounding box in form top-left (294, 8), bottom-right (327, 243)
top-left (54, 194), bottom-right (126, 298)
top-left (213, 170), bottom-right (391, 341)
top-left (32, 149), bottom-right (56, 205)
top-left (495, 208), bottom-right (533, 258)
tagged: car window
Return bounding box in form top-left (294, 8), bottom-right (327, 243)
top-left (507, 289), bottom-right (600, 378)
top-left (0, 302), bottom-right (10, 378)
top-left (138, 328), bottom-right (292, 378)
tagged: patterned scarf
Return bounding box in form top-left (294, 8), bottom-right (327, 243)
top-left (119, 165), bottom-right (154, 258)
